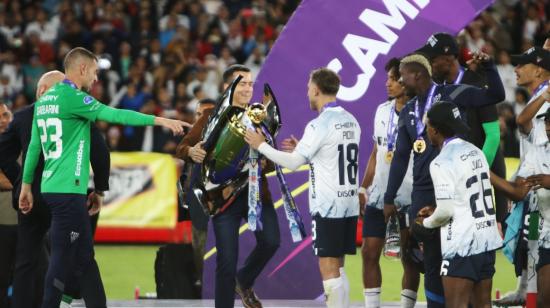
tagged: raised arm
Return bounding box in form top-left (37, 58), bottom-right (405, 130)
top-left (516, 86), bottom-right (549, 135)
top-left (452, 54), bottom-right (505, 108)
top-left (490, 171), bottom-right (530, 202)
top-left (479, 105), bottom-right (500, 166)
top-left (245, 128), bottom-right (307, 171)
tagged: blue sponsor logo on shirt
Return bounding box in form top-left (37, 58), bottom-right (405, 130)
top-left (83, 95), bottom-right (94, 105)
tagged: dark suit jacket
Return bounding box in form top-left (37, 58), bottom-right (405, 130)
top-left (175, 108), bottom-right (274, 205)
top-left (0, 104), bottom-right (111, 210)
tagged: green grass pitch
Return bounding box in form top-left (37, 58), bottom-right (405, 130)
top-left (95, 245), bottom-right (517, 301)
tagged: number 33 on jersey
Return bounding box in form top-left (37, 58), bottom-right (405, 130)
top-left (294, 106), bottom-right (361, 219)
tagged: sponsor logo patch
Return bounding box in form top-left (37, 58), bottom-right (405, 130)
top-left (83, 95), bottom-right (94, 105)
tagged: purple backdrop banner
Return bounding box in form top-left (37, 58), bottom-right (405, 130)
top-left (203, 0), bottom-right (494, 300)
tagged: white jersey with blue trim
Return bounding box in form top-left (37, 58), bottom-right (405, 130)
top-left (367, 99), bottom-right (413, 210)
top-left (295, 106), bottom-right (361, 218)
top-left (517, 141), bottom-right (550, 248)
top-left (519, 83), bottom-right (550, 161)
top-left (430, 138), bottom-right (503, 258)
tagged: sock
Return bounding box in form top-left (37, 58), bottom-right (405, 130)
top-left (339, 267), bottom-right (350, 308)
top-left (517, 270), bottom-right (527, 295)
top-left (364, 287), bottom-right (381, 308)
top-left (323, 277), bottom-right (345, 308)
top-left (400, 289), bottom-right (417, 308)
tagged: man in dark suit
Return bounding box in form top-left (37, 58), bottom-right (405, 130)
top-left (176, 65), bottom-right (280, 308)
top-left (0, 70), bottom-right (111, 308)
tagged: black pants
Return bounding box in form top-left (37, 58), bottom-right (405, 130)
top-left (410, 189), bottom-right (445, 308)
top-left (212, 192), bottom-right (280, 308)
top-left (41, 193), bottom-right (105, 308)
top-left (12, 196), bottom-right (50, 308)
top-left (0, 224), bottom-right (17, 308)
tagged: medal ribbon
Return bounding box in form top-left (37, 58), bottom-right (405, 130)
top-left (243, 115), bottom-right (263, 232)
top-left (534, 80), bottom-right (549, 96)
top-left (414, 84), bottom-right (437, 140)
top-left (386, 102), bottom-right (398, 152)
top-left (260, 125), bottom-right (307, 242)
top-left (247, 148), bottom-right (263, 231)
top-left (453, 68), bottom-right (464, 85)
top-left (62, 79), bottom-right (78, 89)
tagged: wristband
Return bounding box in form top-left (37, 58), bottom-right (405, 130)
top-left (358, 187), bottom-right (367, 195)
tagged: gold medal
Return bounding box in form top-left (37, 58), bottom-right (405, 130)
top-left (413, 139), bottom-right (426, 153)
top-left (385, 151), bottom-right (394, 163)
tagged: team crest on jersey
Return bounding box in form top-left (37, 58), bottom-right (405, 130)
top-left (433, 93), bottom-right (442, 104)
top-left (83, 95), bottom-right (94, 105)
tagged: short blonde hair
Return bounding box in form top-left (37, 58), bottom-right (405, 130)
top-left (400, 53), bottom-right (432, 77)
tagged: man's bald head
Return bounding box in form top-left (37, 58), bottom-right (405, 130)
top-left (36, 70), bottom-right (65, 100)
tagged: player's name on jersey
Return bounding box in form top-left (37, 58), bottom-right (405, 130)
top-left (335, 121), bottom-right (358, 140)
top-left (334, 121), bottom-right (358, 130)
top-left (36, 104), bottom-right (60, 115)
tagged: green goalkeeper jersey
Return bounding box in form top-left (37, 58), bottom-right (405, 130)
top-left (23, 79), bottom-right (155, 194)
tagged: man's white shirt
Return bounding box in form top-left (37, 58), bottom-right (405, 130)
top-left (367, 99), bottom-right (413, 210)
top-left (295, 106), bottom-right (361, 218)
top-left (430, 138), bottom-right (502, 259)
top-left (517, 141), bottom-right (550, 249)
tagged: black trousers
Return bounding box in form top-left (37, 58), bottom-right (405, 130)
top-left (12, 196), bottom-right (50, 308)
top-left (41, 193), bottom-right (105, 308)
top-left (212, 192), bottom-right (280, 308)
top-left (410, 189), bottom-right (445, 308)
top-left (0, 224), bottom-right (17, 308)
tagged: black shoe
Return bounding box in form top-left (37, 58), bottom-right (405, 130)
top-left (235, 280), bottom-right (263, 308)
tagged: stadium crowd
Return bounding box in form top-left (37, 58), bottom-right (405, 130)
top-left (1, 1), bottom-right (550, 308)
top-left (0, 0), bottom-right (547, 157)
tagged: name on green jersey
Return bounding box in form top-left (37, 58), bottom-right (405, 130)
top-left (36, 104), bottom-right (59, 115)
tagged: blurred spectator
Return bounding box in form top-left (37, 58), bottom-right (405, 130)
top-left (24, 8), bottom-right (57, 44)
top-left (0, 74), bottom-right (17, 106)
top-left (513, 87), bottom-right (530, 118)
top-left (11, 94), bottom-right (28, 112)
top-left (498, 103), bottom-right (520, 158)
top-left (523, 3), bottom-right (543, 43)
top-left (244, 47), bottom-right (265, 79)
top-left (496, 49), bottom-right (518, 103)
top-left (188, 85), bottom-right (206, 113)
top-left (22, 55), bottom-right (45, 100)
top-left (119, 83), bottom-right (150, 112)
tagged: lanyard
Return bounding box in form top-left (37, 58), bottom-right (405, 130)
top-left (386, 101), bottom-right (398, 151)
top-left (414, 84), bottom-right (437, 139)
top-left (62, 79), bottom-right (78, 89)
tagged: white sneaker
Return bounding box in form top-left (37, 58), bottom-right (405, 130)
top-left (59, 295), bottom-right (72, 308)
top-left (59, 301), bottom-right (72, 308)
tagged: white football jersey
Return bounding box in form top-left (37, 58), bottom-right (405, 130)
top-left (519, 84), bottom-right (550, 160)
top-left (367, 99), bottom-right (413, 210)
top-left (517, 141), bottom-right (550, 248)
top-left (295, 106), bottom-right (361, 218)
top-left (430, 138), bottom-right (503, 259)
